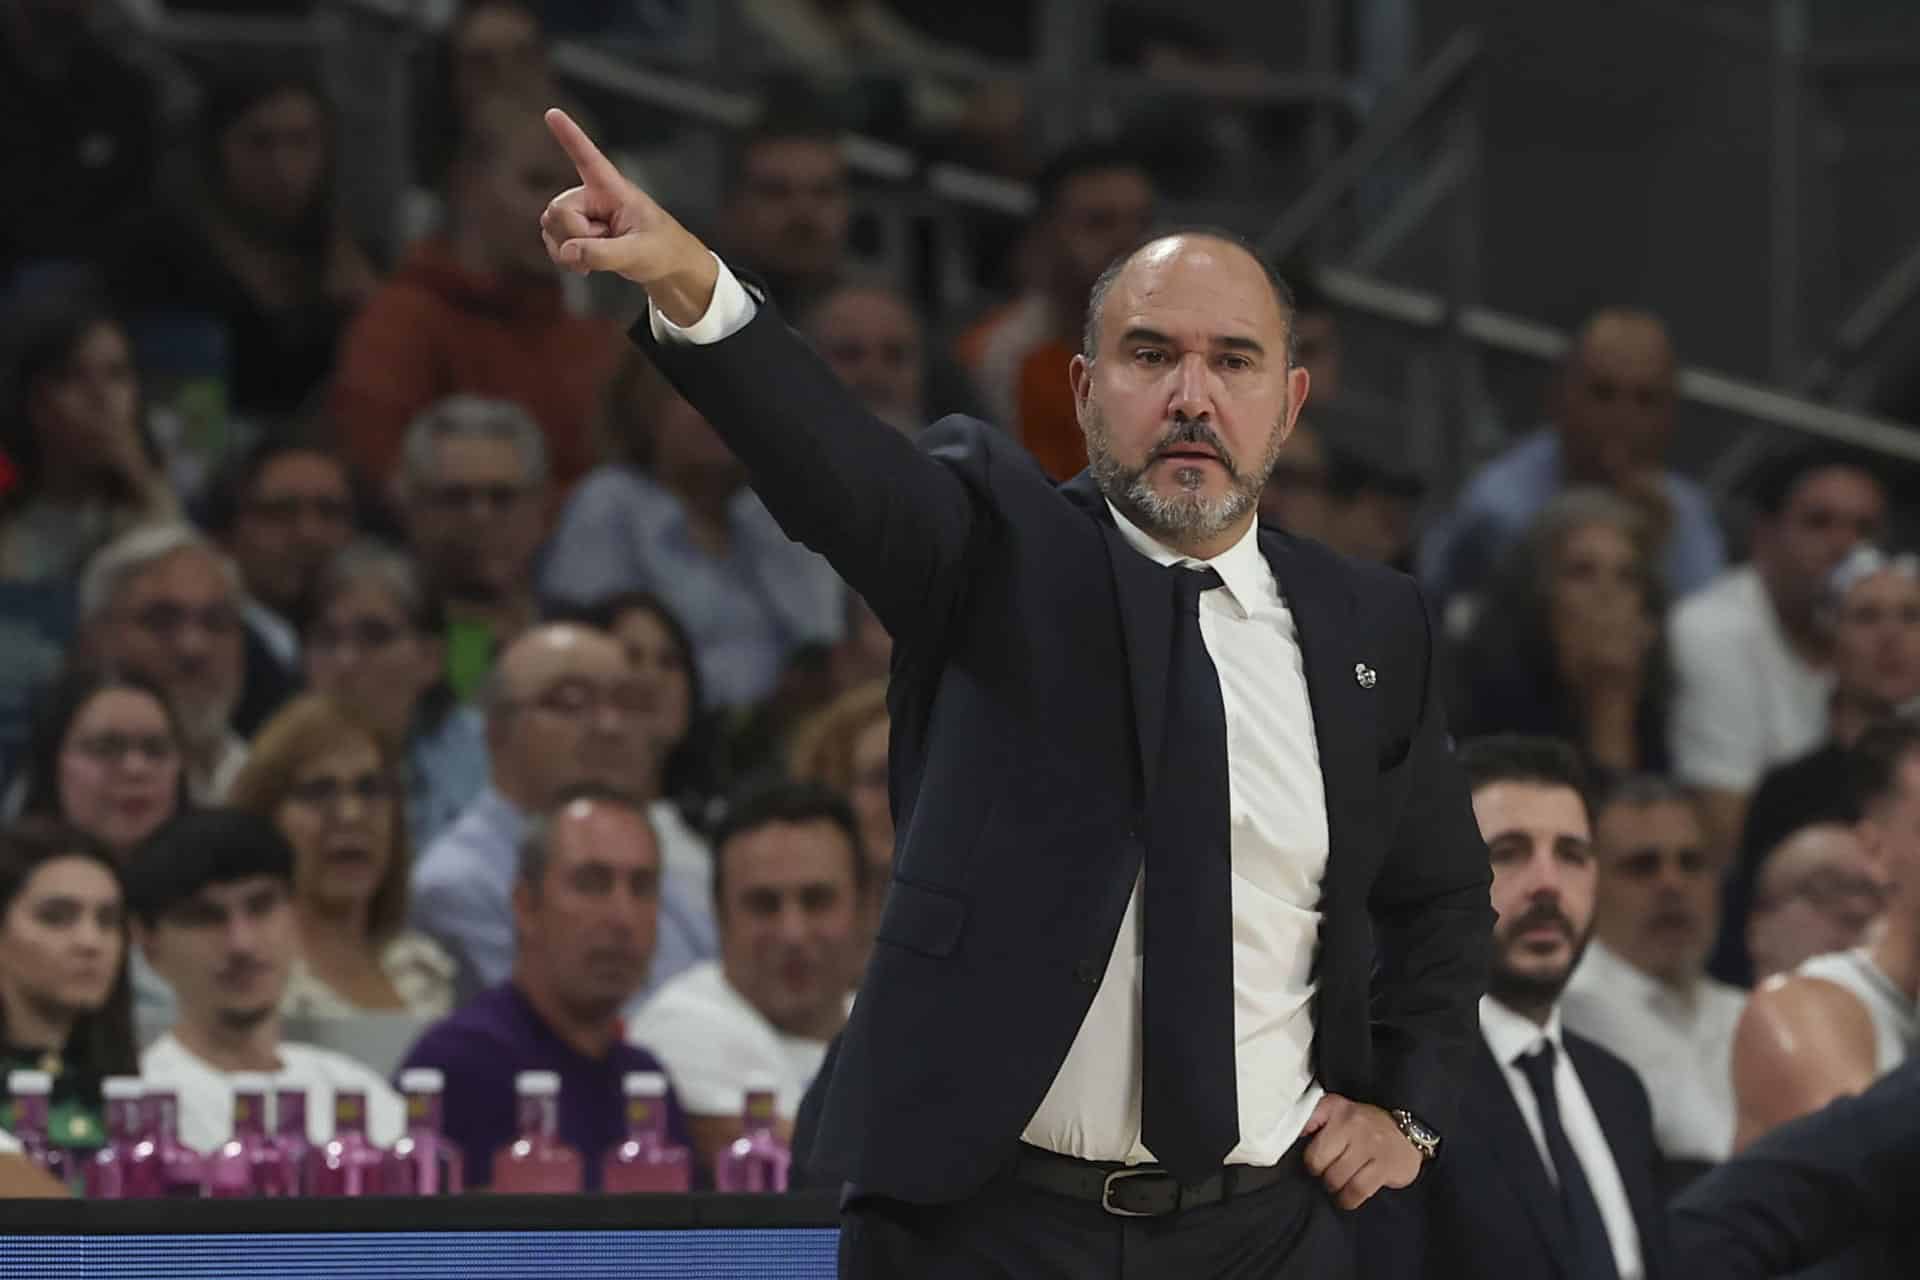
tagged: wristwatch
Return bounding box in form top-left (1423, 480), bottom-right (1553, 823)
top-left (1390, 1109), bottom-right (1441, 1160)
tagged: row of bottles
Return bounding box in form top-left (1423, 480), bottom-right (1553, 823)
top-left (9, 1068), bottom-right (789, 1196)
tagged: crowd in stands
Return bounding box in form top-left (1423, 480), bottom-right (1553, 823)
top-left (0, 4), bottom-right (1917, 1270)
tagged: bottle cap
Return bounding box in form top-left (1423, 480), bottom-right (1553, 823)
top-left (400, 1068), bottom-right (445, 1094)
top-left (623, 1072), bottom-right (667, 1098)
top-left (6, 1070), bottom-right (51, 1095)
top-left (515, 1070), bottom-right (561, 1097)
top-left (102, 1077), bottom-right (144, 1102)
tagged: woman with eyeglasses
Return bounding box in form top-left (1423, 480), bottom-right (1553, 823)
top-left (0, 819), bottom-right (138, 1156)
top-left (17, 666), bottom-right (190, 861)
top-left (303, 542), bottom-right (489, 851)
top-left (226, 694), bottom-right (455, 1019)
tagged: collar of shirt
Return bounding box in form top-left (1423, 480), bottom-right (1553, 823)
top-left (1480, 992), bottom-right (1565, 1067)
top-left (1578, 937), bottom-right (1699, 1020)
top-left (1104, 500), bottom-right (1268, 619)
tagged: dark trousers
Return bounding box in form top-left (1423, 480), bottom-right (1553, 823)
top-left (839, 1157), bottom-right (1353, 1279)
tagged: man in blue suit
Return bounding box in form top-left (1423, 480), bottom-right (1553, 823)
top-left (538, 109), bottom-right (1493, 1278)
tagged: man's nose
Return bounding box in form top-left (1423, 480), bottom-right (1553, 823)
top-left (1168, 354), bottom-right (1216, 419)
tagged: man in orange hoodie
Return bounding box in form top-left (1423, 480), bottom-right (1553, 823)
top-left (331, 94), bottom-right (620, 501)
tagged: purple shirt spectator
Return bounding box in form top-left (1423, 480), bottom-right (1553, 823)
top-left (399, 983), bottom-right (694, 1190)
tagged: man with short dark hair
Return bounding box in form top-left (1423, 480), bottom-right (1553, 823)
top-left (206, 439), bottom-right (358, 735)
top-left (956, 142), bottom-right (1157, 480)
top-left (1365, 736), bottom-right (1668, 1280)
top-left (799, 281), bottom-right (926, 433)
top-left (401, 787), bottom-right (694, 1189)
top-left (629, 779), bottom-right (865, 1169)
top-left (1732, 719), bottom-right (1920, 1151)
top-left (718, 117), bottom-right (850, 314)
top-left (1671, 445), bottom-right (1887, 863)
top-left (130, 809), bottom-right (404, 1153)
top-left (1561, 776), bottom-right (1745, 1172)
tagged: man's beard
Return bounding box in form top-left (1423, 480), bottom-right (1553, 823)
top-left (1084, 405), bottom-right (1283, 546)
top-left (1487, 901), bottom-right (1590, 1013)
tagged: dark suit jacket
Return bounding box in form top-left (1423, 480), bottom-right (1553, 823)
top-left (1673, 1058), bottom-right (1920, 1280)
top-left (635, 281), bottom-right (1494, 1205)
top-left (1361, 1031), bottom-right (1671, 1280)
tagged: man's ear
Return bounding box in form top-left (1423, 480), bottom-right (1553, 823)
top-left (1069, 353), bottom-right (1093, 435)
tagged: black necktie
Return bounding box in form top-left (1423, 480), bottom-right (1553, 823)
top-left (1140, 564), bottom-right (1239, 1186)
top-left (1516, 1043), bottom-right (1620, 1280)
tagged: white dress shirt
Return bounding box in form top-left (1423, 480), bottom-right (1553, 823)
top-left (654, 260), bottom-right (1332, 1169)
top-left (1480, 996), bottom-right (1645, 1280)
top-left (141, 1032), bottom-right (406, 1155)
top-left (1562, 938), bottom-right (1746, 1162)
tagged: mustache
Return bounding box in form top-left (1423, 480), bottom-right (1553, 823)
top-left (1149, 417), bottom-right (1239, 479)
top-left (1502, 902), bottom-right (1574, 942)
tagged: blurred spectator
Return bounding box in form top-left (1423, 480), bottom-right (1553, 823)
top-left (1562, 776), bottom-right (1744, 1173)
top-left (553, 592), bottom-right (719, 983)
top-left (414, 2), bottom-right (554, 207)
top-left (332, 94), bottom-right (621, 497)
top-left (957, 143), bottom-right (1155, 481)
top-left (1672, 446), bottom-right (1887, 864)
top-left (398, 397), bottom-right (551, 698)
top-left (1746, 822), bottom-right (1883, 983)
top-left (1713, 546), bottom-right (1920, 985)
top-left (798, 281), bottom-right (926, 433)
top-left (1419, 307), bottom-right (1724, 607)
top-left (0, 820), bottom-right (136, 1154)
top-left (1321, 443), bottom-right (1427, 572)
top-left (400, 788), bottom-right (694, 1190)
top-left (627, 780), bottom-right (864, 1169)
top-left (1453, 490), bottom-right (1670, 774)
top-left (1731, 721), bottom-right (1920, 1152)
top-left (17, 666), bottom-right (187, 861)
top-left (1257, 420), bottom-right (1333, 544)
top-left (77, 526), bottom-right (248, 799)
top-left (303, 542), bottom-right (488, 850)
top-left (789, 680), bottom-right (892, 881)
top-left (410, 623), bottom-right (711, 995)
top-left (0, 293), bottom-right (179, 581)
top-left (204, 439), bottom-right (357, 736)
top-left (717, 116), bottom-right (852, 315)
top-left (130, 809), bottom-right (404, 1153)
top-left (542, 351), bottom-right (844, 710)
top-left (0, 0), bottom-right (163, 281)
top-left (1366, 735), bottom-right (1666, 1280)
top-left (107, 68), bottom-right (377, 424)
top-left (1285, 267), bottom-right (1343, 404)
top-left (226, 695), bottom-right (456, 1020)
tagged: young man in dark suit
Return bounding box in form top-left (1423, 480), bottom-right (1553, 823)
top-left (536, 111), bottom-right (1494, 1278)
top-left (1365, 735), bottom-right (1670, 1280)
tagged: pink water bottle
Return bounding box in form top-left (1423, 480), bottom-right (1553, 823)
top-left (384, 1068), bottom-right (463, 1196)
top-left (490, 1071), bottom-right (581, 1193)
top-left (85, 1077), bottom-right (157, 1199)
top-left (141, 1088), bottom-right (205, 1198)
top-left (308, 1089), bottom-right (385, 1197)
top-left (272, 1083), bottom-right (311, 1197)
top-left (205, 1074), bottom-right (289, 1198)
top-left (601, 1071), bottom-right (692, 1193)
top-left (714, 1081), bottom-right (790, 1193)
top-left (7, 1069), bottom-right (71, 1187)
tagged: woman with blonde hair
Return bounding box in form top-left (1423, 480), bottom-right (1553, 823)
top-left (227, 694), bottom-right (454, 1018)
top-left (789, 679), bottom-right (893, 880)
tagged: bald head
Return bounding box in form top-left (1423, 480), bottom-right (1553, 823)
top-left (1071, 230), bottom-right (1311, 560)
top-left (1557, 307), bottom-right (1677, 488)
top-left (1748, 822), bottom-right (1884, 980)
top-left (487, 623), bottom-right (645, 809)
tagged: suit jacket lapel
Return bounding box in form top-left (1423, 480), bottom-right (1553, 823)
top-left (1471, 1041), bottom-right (1574, 1273)
top-left (1260, 530), bottom-right (1369, 884)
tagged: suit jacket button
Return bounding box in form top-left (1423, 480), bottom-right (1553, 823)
top-left (1074, 961), bottom-right (1101, 986)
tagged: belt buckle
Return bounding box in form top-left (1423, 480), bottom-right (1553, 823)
top-left (1101, 1167), bottom-right (1171, 1218)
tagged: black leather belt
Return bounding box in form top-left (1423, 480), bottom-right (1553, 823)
top-left (1011, 1144), bottom-right (1299, 1217)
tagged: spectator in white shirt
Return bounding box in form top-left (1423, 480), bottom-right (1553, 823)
top-left (1669, 446), bottom-right (1885, 863)
top-left (126, 809), bottom-right (403, 1153)
top-left (1563, 775), bottom-right (1746, 1173)
top-left (628, 778), bottom-right (867, 1169)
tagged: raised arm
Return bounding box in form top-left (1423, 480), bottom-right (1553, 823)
top-left (538, 110), bottom-right (976, 640)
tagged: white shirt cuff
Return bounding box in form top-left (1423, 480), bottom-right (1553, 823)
top-left (648, 253), bottom-right (757, 345)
